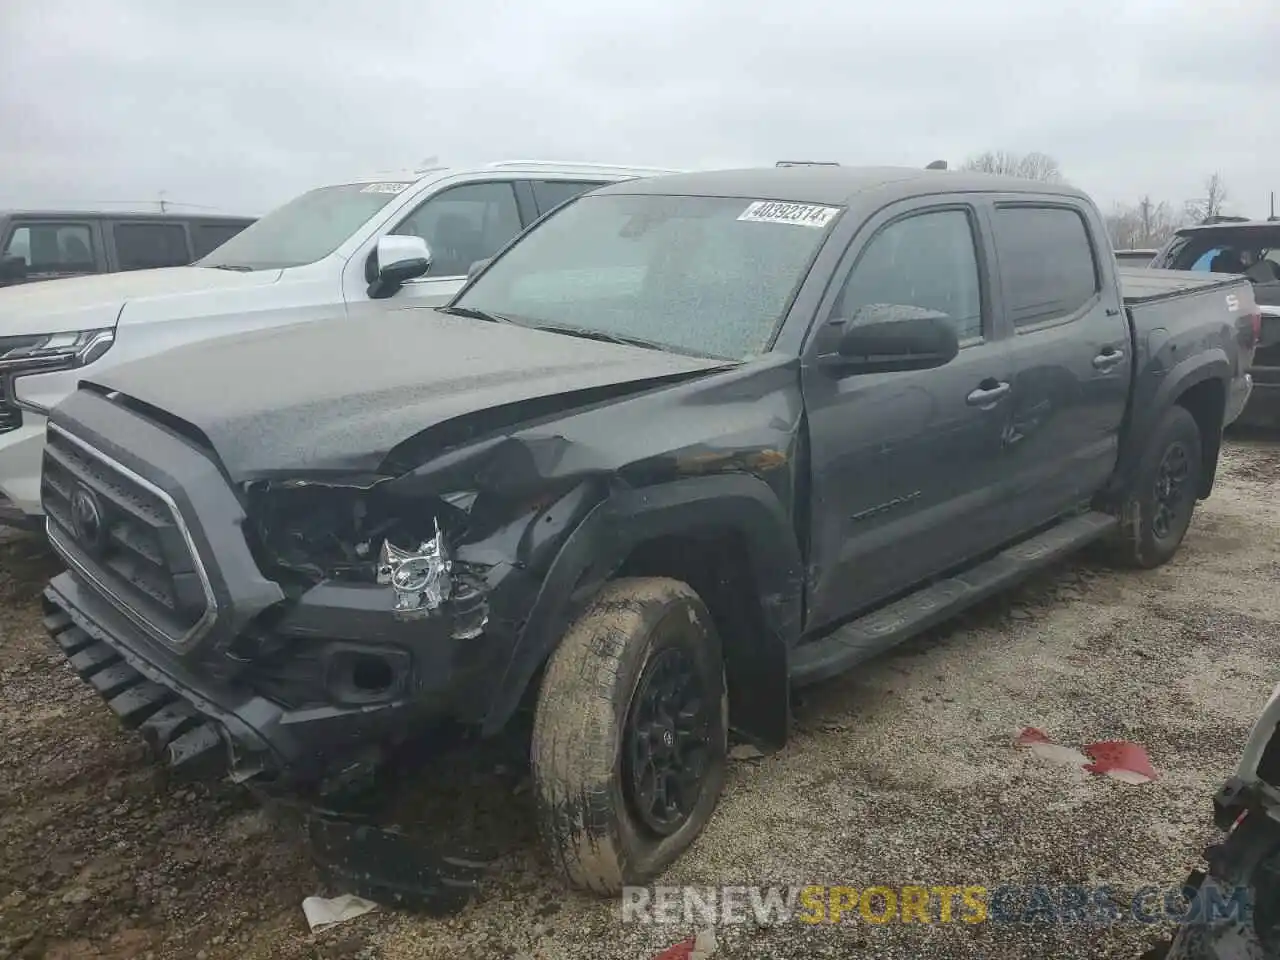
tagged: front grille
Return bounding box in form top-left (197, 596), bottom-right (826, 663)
top-left (1255, 342), bottom-right (1280, 370)
top-left (42, 424), bottom-right (214, 648)
top-left (0, 376), bottom-right (22, 434)
top-left (0, 335), bottom-right (45, 435)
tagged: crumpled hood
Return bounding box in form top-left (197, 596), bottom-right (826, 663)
top-left (87, 308), bottom-right (731, 481)
top-left (0, 267), bottom-right (280, 337)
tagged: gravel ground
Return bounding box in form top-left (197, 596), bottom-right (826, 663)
top-left (1, 435), bottom-right (1278, 960)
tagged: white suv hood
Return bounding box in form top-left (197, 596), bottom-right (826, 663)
top-left (0, 266), bottom-right (281, 337)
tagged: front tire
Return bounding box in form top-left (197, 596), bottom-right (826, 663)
top-left (1107, 405), bottom-right (1204, 569)
top-left (531, 577), bottom-right (728, 894)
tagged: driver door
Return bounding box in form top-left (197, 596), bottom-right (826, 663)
top-left (801, 200), bottom-right (1015, 630)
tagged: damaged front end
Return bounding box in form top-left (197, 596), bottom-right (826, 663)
top-left (42, 426), bottom-right (595, 913)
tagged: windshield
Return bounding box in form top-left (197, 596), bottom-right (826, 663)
top-left (197, 180), bottom-right (414, 270)
top-left (1158, 228), bottom-right (1280, 284)
top-left (451, 193), bottom-right (840, 360)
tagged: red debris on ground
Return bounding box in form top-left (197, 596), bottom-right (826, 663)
top-left (652, 937), bottom-right (696, 960)
top-left (1015, 727), bottom-right (1053, 746)
top-left (1083, 740), bottom-right (1160, 783)
top-left (1015, 728), bottom-right (1159, 783)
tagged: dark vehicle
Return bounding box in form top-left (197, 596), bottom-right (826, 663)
top-left (0, 210), bottom-right (255, 286)
top-left (1162, 684), bottom-right (1280, 959)
top-left (1151, 220), bottom-right (1280, 425)
top-left (1115, 248), bottom-right (1157, 267)
top-left (38, 167), bottom-right (1260, 903)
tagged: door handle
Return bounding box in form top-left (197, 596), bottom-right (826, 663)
top-left (966, 381), bottom-right (1010, 406)
top-left (1092, 348), bottom-right (1125, 370)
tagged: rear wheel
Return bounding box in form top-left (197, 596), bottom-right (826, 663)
top-left (1107, 405), bottom-right (1204, 569)
top-left (530, 577), bottom-right (727, 894)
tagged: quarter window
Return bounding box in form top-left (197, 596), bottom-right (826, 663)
top-left (113, 222), bottom-right (191, 271)
top-left (993, 205), bottom-right (1100, 327)
top-left (834, 208), bottom-right (984, 341)
top-left (393, 182), bottom-right (522, 277)
top-left (191, 222), bottom-right (250, 259)
top-left (531, 180), bottom-right (609, 216)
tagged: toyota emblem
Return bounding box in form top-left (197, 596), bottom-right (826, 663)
top-left (70, 486), bottom-right (105, 553)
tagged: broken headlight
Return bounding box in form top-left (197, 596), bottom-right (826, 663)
top-left (247, 481), bottom-right (489, 637)
top-left (376, 524), bottom-right (488, 636)
top-left (377, 521), bottom-right (453, 616)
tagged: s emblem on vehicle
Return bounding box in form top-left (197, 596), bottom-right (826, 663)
top-left (70, 485), bottom-right (106, 554)
top-left (1226, 294), bottom-right (1240, 312)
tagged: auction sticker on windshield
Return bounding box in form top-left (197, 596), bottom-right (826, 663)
top-left (360, 182), bottom-right (412, 195)
top-left (738, 201), bottom-right (841, 228)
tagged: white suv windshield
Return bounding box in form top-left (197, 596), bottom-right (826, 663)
top-left (452, 193), bottom-right (838, 360)
top-left (197, 181), bottom-right (412, 271)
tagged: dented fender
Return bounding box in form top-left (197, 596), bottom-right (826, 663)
top-left (480, 473), bottom-right (804, 747)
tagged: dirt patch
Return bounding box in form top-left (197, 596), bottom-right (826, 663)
top-left (2, 435), bottom-right (1280, 959)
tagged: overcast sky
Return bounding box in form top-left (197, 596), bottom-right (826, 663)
top-left (1, 0), bottom-right (1275, 219)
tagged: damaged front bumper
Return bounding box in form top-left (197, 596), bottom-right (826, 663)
top-left (44, 574), bottom-right (497, 909)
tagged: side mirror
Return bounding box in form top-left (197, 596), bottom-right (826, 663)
top-left (0, 256), bottom-right (27, 282)
top-left (822, 304), bottom-right (960, 374)
top-left (367, 235), bottom-right (432, 299)
top-left (466, 257), bottom-right (492, 280)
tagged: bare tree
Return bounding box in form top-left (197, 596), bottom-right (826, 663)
top-left (962, 150), bottom-right (1063, 182)
top-left (1184, 173), bottom-right (1229, 223)
top-left (1103, 196), bottom-right (1186, 250)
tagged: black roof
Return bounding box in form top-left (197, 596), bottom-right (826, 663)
top-left (1176, 219), bottom-right (1280, 234)
top-left (594, 165), bottom-right (1091, 205)
top-left (0, 209), bottom-right (255, 222)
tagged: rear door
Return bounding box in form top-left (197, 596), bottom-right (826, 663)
top-left (802, 198), bottom-right (1016, 628)
top-left (985, 199), bottom-right (1131, 534)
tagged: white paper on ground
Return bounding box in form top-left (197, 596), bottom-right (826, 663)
top-left (301, 894), bottom-right (379, 932)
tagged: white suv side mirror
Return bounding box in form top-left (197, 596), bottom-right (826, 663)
top-left (368, 235), bottom-right (432, 299)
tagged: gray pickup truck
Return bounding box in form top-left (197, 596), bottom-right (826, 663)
top-left (37, 166), bottom-right (1259, 904)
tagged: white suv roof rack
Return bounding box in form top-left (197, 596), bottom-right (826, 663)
top-left (485, 160), bottom-right (681, 176)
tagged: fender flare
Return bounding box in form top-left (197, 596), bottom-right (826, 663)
top-left (1108, 350), bottom-right (1230, 501)
top-left (480, 474), bottom-right (804, 746)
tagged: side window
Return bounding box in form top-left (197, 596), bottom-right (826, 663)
top-left (531, 180), bottom-right (609, 216)
top-left (393, 182), bottom-right (522, 277)
top-left (833, 208), bottom-right (983, 341)
top-left (3, 223), bottom-right (97, 275)
top-left (113, 222), bottom-right (191, 271)
top-left (993, 206), bottom-right (1100, 328)
top-left (191, 222), bottom-right (250, 259)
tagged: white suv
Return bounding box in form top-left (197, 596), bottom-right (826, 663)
top-left (0, 160), bottom-right (679, 525)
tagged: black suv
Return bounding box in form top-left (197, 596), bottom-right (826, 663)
top-left (0, 210), bottom-right (255, 286)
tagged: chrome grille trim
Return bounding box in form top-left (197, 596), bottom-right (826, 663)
top-left (44, 422), bottom-right (219, 650)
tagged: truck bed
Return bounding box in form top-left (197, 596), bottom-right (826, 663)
top-left (1118, 266), bottom-right (1242, 305)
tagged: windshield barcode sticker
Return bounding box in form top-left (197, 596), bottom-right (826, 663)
top-left (360, 182), bottom-right (412, 194)
top-left (738, 201), bottom-right (840, 228)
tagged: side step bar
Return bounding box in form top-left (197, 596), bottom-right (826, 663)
top-left (790, 510), bottom-right (1117, 686)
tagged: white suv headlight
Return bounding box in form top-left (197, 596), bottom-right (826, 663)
top-left (0, 328), bottom-right (115, 374)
